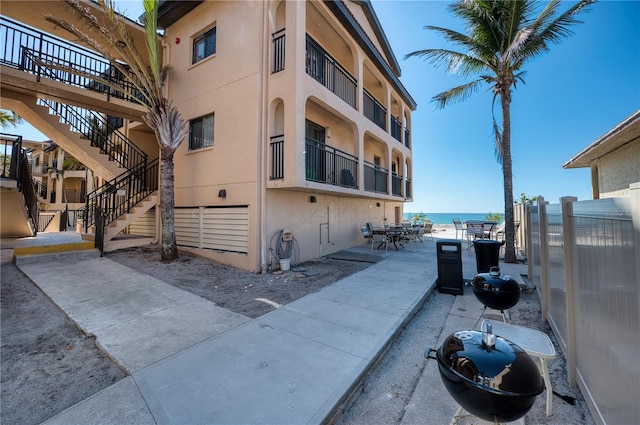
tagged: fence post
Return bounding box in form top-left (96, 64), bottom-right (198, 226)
top-left (560, 196), bottom-right (578, 387)
top-left (537, 197), bottom-right (550, 324)
top-left (631, 183), bottom-right (640, 322)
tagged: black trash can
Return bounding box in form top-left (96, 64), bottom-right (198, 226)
top-left (436, 239), bottom-right (463, 295)
top-left (474, 240), bottom-right (502, 273)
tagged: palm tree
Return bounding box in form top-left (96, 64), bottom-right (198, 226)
top-left (0, 110), bottom-right (23, 128)
top-left (44, 0), bottom-right (187, 261)
top-left (406, 0), bottom-right (593, 263)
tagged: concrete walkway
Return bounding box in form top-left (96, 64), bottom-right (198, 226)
top-left (12, 229), bottom-right (527, 425)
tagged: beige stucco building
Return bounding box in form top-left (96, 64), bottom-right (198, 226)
top-left (563, 109), bottom-right (640, 199)
top-left (0, 0), bottom-right (416, 272)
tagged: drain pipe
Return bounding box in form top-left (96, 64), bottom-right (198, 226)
top-left (319, 206), bottom-right (334, 257)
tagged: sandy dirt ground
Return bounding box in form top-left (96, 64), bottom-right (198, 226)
top-left (0, 245), bottom-right (369, 424)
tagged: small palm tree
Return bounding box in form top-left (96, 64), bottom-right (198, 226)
top-left (45, 0), bottom-right (187, 261)
top-left (406, 0), bottom-right (593, 263)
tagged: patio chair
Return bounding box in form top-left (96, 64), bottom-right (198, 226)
top-left (496, 221), bottom-right (520, 250)
top-left (453, 218), bottom-right (466, 240)
top-left (402, 227), bottom-right (418, 244)
top-left (465, 221), bottom-right (484, 249)
top-left (371, 232), bottom-right (390, 252)
top-left (423, 222), bottom-right (434, 240)
top-left (360, 225), bottom-right (372, 244)
top-left (415, 226), bottom-right (426, 243)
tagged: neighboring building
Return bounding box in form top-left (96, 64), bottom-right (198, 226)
top-left (0, 0), bottom-right (416, 272)
top-left (563, 110), bottom-right (640, 199)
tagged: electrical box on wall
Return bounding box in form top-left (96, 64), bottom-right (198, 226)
top-left (282, 228), bottom-right (293, 242)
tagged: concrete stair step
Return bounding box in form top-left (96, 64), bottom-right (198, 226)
top-left (14, 243), bottom-right (100, 266)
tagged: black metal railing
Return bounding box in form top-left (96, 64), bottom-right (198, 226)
top-left (405, 178), bottom-right (412, 199)
top-left (404, 128), bottom-right (411, 149)
top-left (37, 213), bottom-right (55, 232)
top-left (84, 157), bottom-right (159, 232)
top-left (364, 161), bottom-right (388, 194)
top-left (270, 135), bottom-right (284, 180)
top-left (272, 29), bottom-right (285, 73)
top-left (305, 35), bottom-right (357, 108)
top-left (38, 98), bottom-right (147, 172)
top-left (364, 89), bottom-right (386, 130)
top-left (32, 178), bottom-right (47, 198)
top-left (1, 17), bottom-right (143, 104)
top-left (391, 116), bottom-right (402, 142)
top-left (392, 172), bottom-right (403, 196)
top-left (1, 133), bottom-right (38, 231)
top-left (305, 138), bottom-right (357, 188)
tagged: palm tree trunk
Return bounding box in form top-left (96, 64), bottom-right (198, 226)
top-left (160, 145), bottom-right (178, 261)
top-left (501, 92), bottom-right (517, 263)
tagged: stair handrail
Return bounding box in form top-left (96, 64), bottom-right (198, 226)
top-left (84, 157), bottom-right (159, 233)
top-left (38, 98), bottom-right (147, 173)
top-left (1, 133), bottom-right (39, 232)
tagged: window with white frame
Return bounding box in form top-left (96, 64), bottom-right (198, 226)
top-left (189, 114), bottom-right (214, 150)
top-left (193, 26), bottom-right (216, 64)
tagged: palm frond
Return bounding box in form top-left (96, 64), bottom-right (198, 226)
top-left (432, 78), bottom-right (485, 109)
top-left (405, 48), bottom-right (489, 77)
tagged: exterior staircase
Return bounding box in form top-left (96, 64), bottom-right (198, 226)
top-left (1, 15), bottom-right (158, 252)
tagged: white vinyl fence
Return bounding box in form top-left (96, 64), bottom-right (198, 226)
top-left (526, 183), bottom-right (640, 425)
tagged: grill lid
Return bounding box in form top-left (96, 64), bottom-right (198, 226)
top-left (437, 327), bottom-right (544, 396)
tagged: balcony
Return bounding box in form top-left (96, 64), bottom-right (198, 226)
top-left (305, 138), bottom-right (357, 189)
top-left (392, 172), bottom-right (403, 196)
top-left (305, 35), bottom-right (356, 109)
top-left (405, 178), bottom-right (412, 199)
top-left (391, 116), bottom-right (402, 142)
top-left (270, 135), bottom-right (284, 180)
top-left (272, 29), bottom-right (285, 74)
top-left (364, 89), bottom-right (386, 130)
top-left (364, 161), bottom-right (388, 194)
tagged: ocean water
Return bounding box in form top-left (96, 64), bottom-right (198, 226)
top-left (403, 212), bottom-right (499, 225)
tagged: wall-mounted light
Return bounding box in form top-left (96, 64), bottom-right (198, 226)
top-left (326, 127), bottom-right (331, 139)
top-left (218, 189), bottom-right (227, 198)
top-left (376, 202), bottom-right (381, 207)
top-left (309, 196), bottom-right (317, 203)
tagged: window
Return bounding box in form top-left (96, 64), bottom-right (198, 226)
top-left (189, 114), bottom-right (214, 150)
top-left (193, 26), bottom-right (216, 64)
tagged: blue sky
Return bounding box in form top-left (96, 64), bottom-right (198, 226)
top-left (6, 1), bottom-right (639, 214)
top-left (372, 0), bottom-right (640, 213)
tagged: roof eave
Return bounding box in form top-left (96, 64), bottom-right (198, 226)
top-left (563, 109), bottom-right (640, 169)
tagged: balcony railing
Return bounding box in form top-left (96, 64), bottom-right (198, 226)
top-left (305, 138), bottom-right (357, 188)
top-left (272, 29), bottom-right (285, 73)
top-left (364, 161), bottom-right (388, 194)
top-left (364, 89), bottom-right (386, 130)
top-left (270, 135), bottom-right (284, 180)
top-left (404, 128), bottom-right (410, 149)
top-left (391, 116), bottom-right (402, 142)
top-left (405, 178), bottom-right (412, 199)
top-left (305, 35), bottom-right (356, 109)
top-left (392, 172), bottom-right (403, 196)
top-left (1, 17), bottom-right (143, 104)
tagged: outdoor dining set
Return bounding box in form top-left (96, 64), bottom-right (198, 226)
top-left (360, 221), bottom-right (433, 252)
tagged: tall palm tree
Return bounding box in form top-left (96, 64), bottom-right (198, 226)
top-left (45, 0), bottom-right (187, 261)
top-left (406, 0), bottom-right (593, 263)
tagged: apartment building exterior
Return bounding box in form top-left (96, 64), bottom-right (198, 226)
top-left (0, 0), bottom-right (416, 272)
